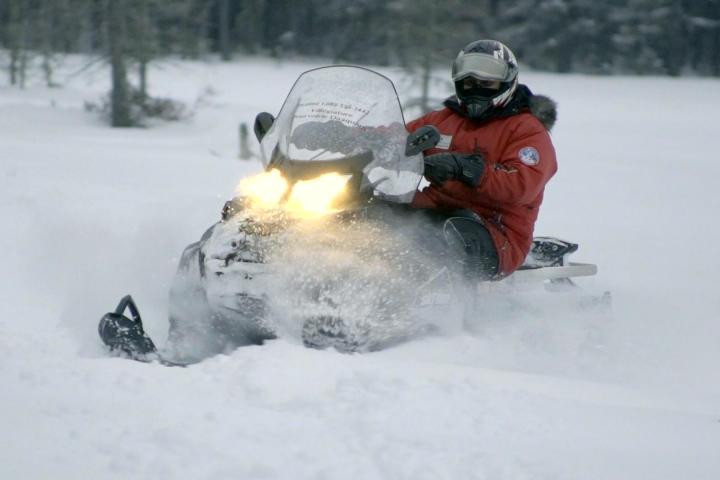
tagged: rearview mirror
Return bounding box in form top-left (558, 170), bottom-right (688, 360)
top-left (254, 112), bottom-right (275, 142)
top-left (405, 125), bottom-right (441, 156)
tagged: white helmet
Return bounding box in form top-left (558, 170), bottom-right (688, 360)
top-left (452, 40), bottom-right (519, 118)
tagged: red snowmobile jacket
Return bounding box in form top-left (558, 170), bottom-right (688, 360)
top-left (406, 86), bottom-right (558, 276)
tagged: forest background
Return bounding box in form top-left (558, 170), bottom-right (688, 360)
top-left (2, 0), bottom-right (718, 125)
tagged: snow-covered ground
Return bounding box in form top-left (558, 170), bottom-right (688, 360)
top-left (2, 55), bottom-right (719, 479)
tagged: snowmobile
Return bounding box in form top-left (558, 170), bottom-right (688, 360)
top-left (99, 65), bottom-right (606, 365)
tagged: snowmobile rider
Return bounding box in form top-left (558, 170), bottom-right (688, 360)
top-left (407, 39), bottom-right (558, 278)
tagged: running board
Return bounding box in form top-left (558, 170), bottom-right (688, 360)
top-left (505, 262), bottom-right (598, 283)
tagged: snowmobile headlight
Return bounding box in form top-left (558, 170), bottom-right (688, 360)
top-left (285, 172), bottom-right (350, 218)
top-left (236, 169), bottom-right (350, 218)
top-left (237, 169), bottom-right (289, 210)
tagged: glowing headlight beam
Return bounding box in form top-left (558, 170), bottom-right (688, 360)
top-left (286, 172), bottom-right (349, 217)
top-left (235, 169), bottom-right (350, 218)
top-left (236, 169), bottom-right (289, 210)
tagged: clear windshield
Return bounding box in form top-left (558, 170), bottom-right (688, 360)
top-left (259, 66), bottom-right (423, 203)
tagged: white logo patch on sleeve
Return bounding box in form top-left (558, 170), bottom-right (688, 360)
top-left (436, 134), bottom-right (452, 150)
top-left (518, 146), bottom-right (540, 166)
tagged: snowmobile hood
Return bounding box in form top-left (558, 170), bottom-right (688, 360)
top-left (444, 84), bottom-right (557, 131)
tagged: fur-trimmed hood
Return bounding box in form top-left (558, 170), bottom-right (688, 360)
top-left (443, 84), bottom-right (557, 131)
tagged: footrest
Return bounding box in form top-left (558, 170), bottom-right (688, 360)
top-left (506, 262), bottom-right (598, 283)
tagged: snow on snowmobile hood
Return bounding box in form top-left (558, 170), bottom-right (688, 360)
top-left (258, 66), bottom-right (424, 204)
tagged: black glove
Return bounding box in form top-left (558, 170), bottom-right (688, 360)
top-left (423, 152), bottom-right (485, 187)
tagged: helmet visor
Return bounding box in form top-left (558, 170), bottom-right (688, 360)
top-left (452, 53), bottom-right (509, 82)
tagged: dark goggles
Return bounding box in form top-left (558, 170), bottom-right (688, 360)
top-left (455, 79), bottom-right (508, 100)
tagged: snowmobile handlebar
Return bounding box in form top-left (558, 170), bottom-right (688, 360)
top-left (405, 125), bottom-right (441, 156)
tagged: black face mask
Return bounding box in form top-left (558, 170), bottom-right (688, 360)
top-left (463, 98), bottom-right (492, 118)
top-left (455, 81), bottom-right (510, 119)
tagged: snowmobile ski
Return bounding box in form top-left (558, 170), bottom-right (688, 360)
top-left (98, 295), bottom-right (187, 367)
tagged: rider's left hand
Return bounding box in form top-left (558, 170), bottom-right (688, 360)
top-left (423, 152), bottom-right (485, 187)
